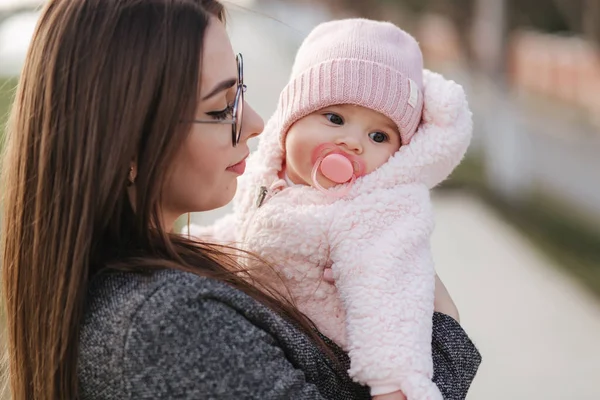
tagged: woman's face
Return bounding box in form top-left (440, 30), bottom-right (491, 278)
top-left (161, 18), bottom-right (264, 227)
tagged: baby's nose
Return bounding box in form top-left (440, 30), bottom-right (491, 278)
top-left (335, 135), bottom-right (362, 154)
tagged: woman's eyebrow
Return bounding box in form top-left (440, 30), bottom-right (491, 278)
top-left (202, 78), bottom-right (237, 100)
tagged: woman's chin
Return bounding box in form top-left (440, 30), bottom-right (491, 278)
top-left (188, 181), bottom-right (237, 214)
top-left (215, 180), bottom-right (238, 208)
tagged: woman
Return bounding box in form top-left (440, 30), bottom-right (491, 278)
top-left (0, 0), bottom-right (481, 399)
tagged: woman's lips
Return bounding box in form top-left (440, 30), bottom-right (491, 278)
top-left (227, 158), bottom-right (247, 175)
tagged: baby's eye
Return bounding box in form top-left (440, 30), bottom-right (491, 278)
top-left (369, 131), bottom-right (389, 143)
top-left (324, 113), bottom-right (344, 125)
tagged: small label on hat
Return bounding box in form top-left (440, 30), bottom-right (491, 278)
top-left (408, 79), bottom-right (418, 108)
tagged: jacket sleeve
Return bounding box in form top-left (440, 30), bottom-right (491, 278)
top-left (122, 284), bottom-right (327, 399)
top-left (431, 312), bottom-right (482, 399)
top-left (390, 70), bottom-right (473, 190)
top-left (328, 185), bottom-right (443, 399)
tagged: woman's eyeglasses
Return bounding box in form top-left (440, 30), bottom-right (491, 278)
top-left (184, 53), bottom-right (246, 147)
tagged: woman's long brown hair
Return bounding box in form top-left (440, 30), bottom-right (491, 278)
top-left (1, 0), bottom-right (329, 398)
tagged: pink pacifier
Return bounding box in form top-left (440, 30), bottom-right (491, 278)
top-left (320, 153), bottom-right (354, 184)
top-left (310, 144), bottom-right (365, 197)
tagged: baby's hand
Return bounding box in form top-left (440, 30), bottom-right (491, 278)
top-left (372, 391), bottom-right (407, 400)
top-left (323, 266), bottom-right (335, 284)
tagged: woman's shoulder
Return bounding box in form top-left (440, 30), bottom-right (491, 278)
top-left (82, 268), bottom-right (275, 324)
top-left (80, 269), bottom-right (256, 343)
top-left (79, 269), bottom-right (367, 399)
top-left (88, 268), bottom-right (247, 307)
top-left (78, 270), bottom-right (280, 398)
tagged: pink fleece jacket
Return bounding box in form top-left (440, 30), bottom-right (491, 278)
top-left (188, 70), bottom-right (472, 398)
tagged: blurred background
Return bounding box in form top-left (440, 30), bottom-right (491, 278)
top-left (1, 0), bottom-right (599, 398)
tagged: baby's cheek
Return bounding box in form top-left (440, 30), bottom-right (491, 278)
top-left (365, 150), bottom-right (394, 174)
top-left (294, 147), bottom-right (311, 173)
top-left (364, 155), bottom-right (383, 175)
top-left (283, 145), bottom-right (310, 185)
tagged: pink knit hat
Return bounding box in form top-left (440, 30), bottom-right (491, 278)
top-left (277, 18), bottom-right (424, 146)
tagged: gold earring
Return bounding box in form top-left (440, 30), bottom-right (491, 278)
top-left (127, 166), bottom-right (136, 186)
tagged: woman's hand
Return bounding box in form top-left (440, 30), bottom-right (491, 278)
top-left (372, 391), bottom-right (407, 400)
top-left (323, 267), bottom-right (460, 322)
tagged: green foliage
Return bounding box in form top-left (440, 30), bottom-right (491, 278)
top-left (0, 77), bottom-right (18, 146)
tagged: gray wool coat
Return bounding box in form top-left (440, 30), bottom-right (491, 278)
top-left (78, 269), bottom-right (481, 399)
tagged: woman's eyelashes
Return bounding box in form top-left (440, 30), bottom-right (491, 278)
top-left (207, 103), bottom-right (234, 120)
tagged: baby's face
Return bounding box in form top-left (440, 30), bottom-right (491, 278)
top-left (285, 104), bottom-right (401, 188)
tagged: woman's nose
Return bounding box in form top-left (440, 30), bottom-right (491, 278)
top-left (334, 132), bottom-right (363, 154)
top-left (239, 101), bottom-right (264, 142)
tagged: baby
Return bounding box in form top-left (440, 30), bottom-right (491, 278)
top-left (189, 19), bottom-right (472, 399)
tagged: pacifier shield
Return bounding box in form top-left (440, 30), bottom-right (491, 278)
top-left (320, 153), bottom-right (354, 184)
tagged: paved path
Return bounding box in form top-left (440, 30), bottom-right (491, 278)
top-left (433, 192), bottom-right (600, 400)
top-left (197, 2), bottom-right (600, 399)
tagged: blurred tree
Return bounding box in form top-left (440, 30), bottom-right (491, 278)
top-left (292, 0), bottom-right (600, 60)
top-left (398, 0), bottom-right (476, 63)
top-left (307, 0), bottom-right (599, 38)
top-left (550, 0), bottom-right (584, 31)
top-left (583, 0), bottom-right (600, 44)
top-left (510, 0), bottom-right (574, 33)
top-left (400, 0), bottom-right (579, 64)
